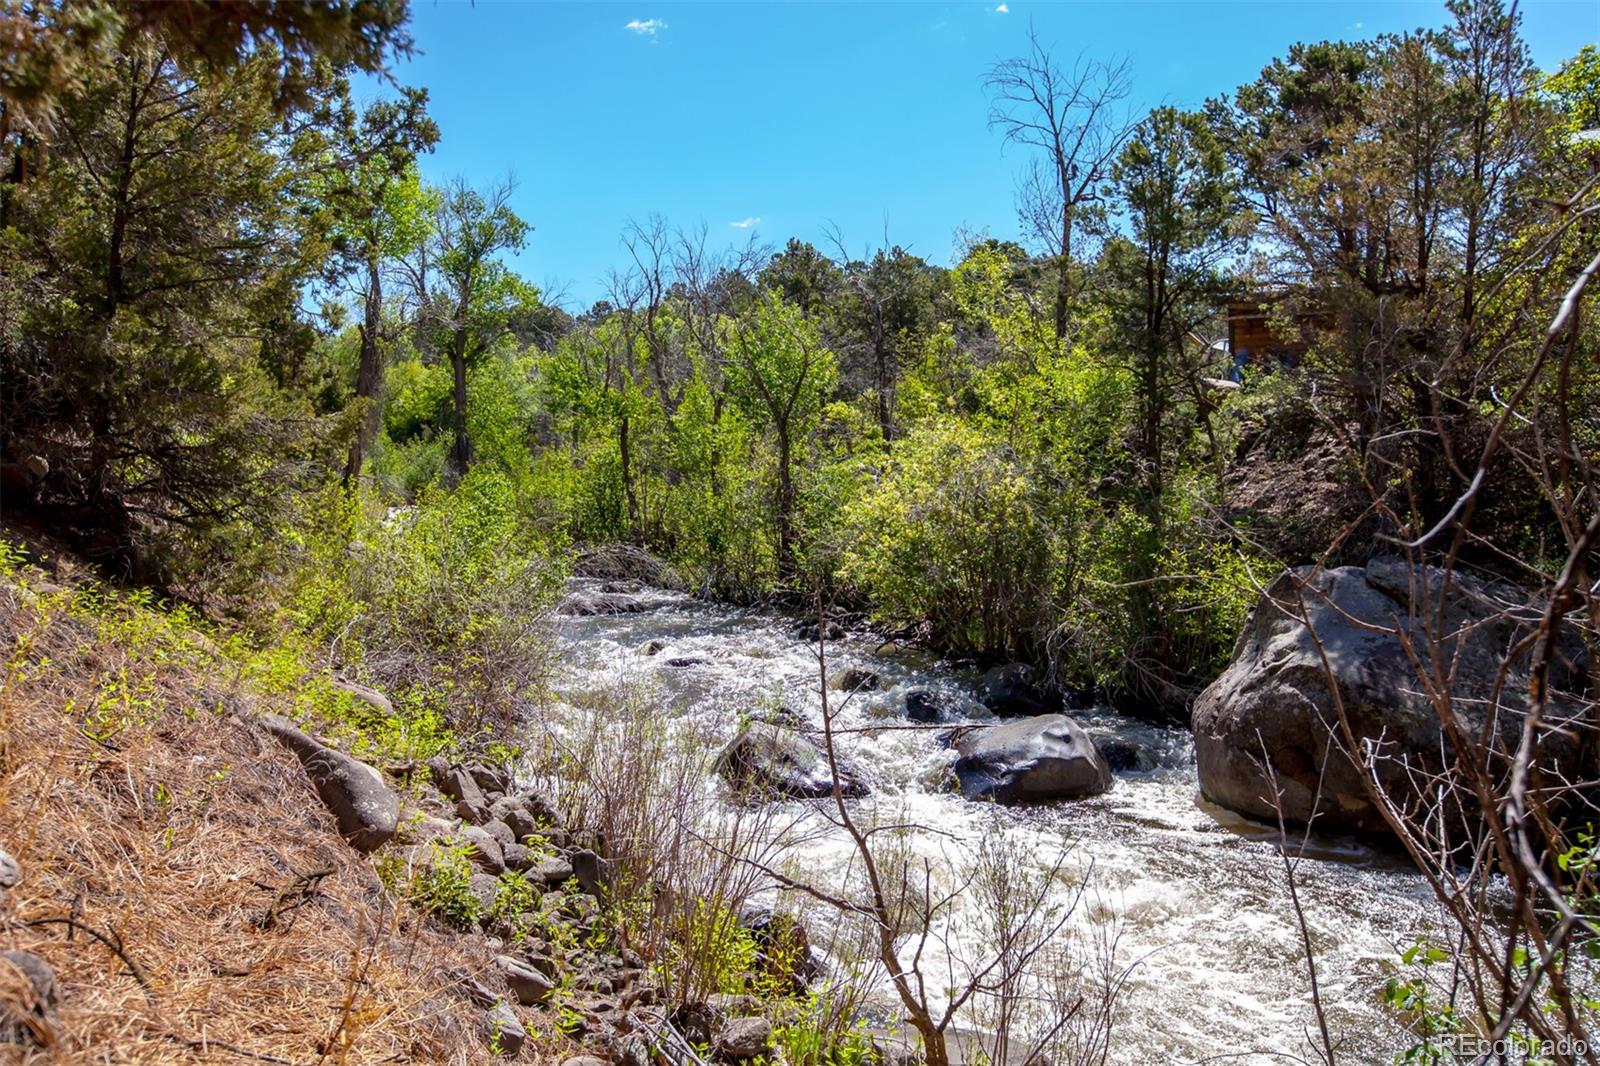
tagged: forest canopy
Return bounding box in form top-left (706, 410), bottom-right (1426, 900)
top-left (0, 0), bottom-right (1595, 720)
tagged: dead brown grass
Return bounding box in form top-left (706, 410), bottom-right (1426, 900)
top-left (0, 569), bottom-right (512, 1064)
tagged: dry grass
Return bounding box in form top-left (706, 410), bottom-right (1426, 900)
top-left (0, 567), bottom-right (510, 1064)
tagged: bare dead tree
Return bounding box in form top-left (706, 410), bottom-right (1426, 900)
top-left (984, 27), bottom-right (1136, 341)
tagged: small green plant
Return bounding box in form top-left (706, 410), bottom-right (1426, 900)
top-left (774, 991), bottom-right (876, 1066)
top-left (488, 870), bottom-right (540, 944)
top-left (1383, 939), bottom-right (1462, 1064)
top-left (405, 842), bottom-right (482, 928)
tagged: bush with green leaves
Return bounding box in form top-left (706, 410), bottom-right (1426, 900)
top-left (287, 466), bottom-right (566, 742)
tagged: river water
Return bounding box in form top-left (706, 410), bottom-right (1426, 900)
top-left (549, 579), bottom-right (1431, 1064)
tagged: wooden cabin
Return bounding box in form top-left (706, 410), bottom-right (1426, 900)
top-left (1225, 295), bottom-right (1328, 378)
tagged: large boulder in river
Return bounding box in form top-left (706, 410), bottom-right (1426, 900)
top-left (557, 588), bottom-right (649, 616)
top-left (715, 723), bottom-right (868, 800)
top-left (1193, 559), bottom-right (1592, 834)
top-left (953, 715), bottom-right (1111, 804)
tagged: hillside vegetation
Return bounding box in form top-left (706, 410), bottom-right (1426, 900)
top-left (1, 0), bottom-right (1598, 1062)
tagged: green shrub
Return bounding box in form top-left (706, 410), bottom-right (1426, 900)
top-left (404, 842), bottom-right (482, 928)
top-left (287, 467), bottom-right (566, 742)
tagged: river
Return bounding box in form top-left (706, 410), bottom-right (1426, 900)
top-left (548, 579), bottom-right (1431, 1064)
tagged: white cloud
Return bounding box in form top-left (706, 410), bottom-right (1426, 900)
top-left (728, 217), bottom-right (762, 229)
top-left (995, 3), bottom-right (1009, 12)
top-left (625, 18), bottom-right (666, 36)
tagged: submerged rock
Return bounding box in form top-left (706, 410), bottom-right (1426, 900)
top-left (953, 714), bottom-right (1111, 804)
top-left (905, 689), bottom-right (954, 723)
top-left (830, 667), bottom-right (882, 693)
top-left (714, 723), bottom-right (868, 800)
top-left (1193, 559), bottom-right (1592, 834)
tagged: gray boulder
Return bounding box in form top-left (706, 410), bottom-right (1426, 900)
top-left (1193, 560), bottom-right (1592, 834)
top-left (976, 663), bottom-right (1052, 716)
top-left (261, 715), bottom-right (399, 852)
top-left (0, 950), bottom-right (58, 1047)
top-left (953, 715), bottom-right (1111, 804)
top-left (437, 765), bottom-right (487, 808)
top-left (458, 825), bottom-right (507, 873)
top-left (526, 855), bottom-right (574, 886)
top-left (467, 763), bottom-right (513, 795)
top-left (717, 1016), bottom-right (773, 1060)
top-left (715, 723), bottom-right (868, 800)
top-left (486, 1002), bottom-right (527, 1056)
top-left (496, 954), bottom-right (555, 1005)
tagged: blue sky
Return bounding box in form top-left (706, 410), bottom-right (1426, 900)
top-left (378, 1), bottom-right (1597, 309)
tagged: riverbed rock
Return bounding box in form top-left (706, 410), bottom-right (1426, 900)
top-left (663, 656), bottom-right (710, 669)
top-left (905, 689), bottom-right (953, 723)
top-left (830, 667), bottom-right (882, 693)
top-left (1091, 734), bottom-right (1154, 773)
top-left (0, 950), bottom-right (59, 1047)
top-left (260, 715), bottom-right (399, 852)
top-left (976, 663), bottom-right (1051, 716)
top-left (485, 1002), bottom-right (527, 1056)
top-left (717, 1016), bottom-right (773, 1059)
top-left (1192, 560), bottom-right (1593, 833)
top-left (558, 589), bottom-right (650, 617)
top-left (793, 618), bottom-right (845, 643)
top-left (952, 715), bottom-right (1111, 804)
top-left (715, 723), bottom-right (867, 800)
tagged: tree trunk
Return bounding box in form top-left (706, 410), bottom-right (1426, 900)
top-left (344, 248), bottom-right (385, 484)
top-left (776, 424), bottom-right (794, 579)
top-left (619, 413), bottom-right (639, 536)
top-left (1053, 208), bottom-right (1072, 340)
top-left (873, 309), bottom-right (892, 443)
top-left (450, 325), bottom-right (471, 475)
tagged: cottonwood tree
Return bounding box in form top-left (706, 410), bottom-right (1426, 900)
top-left (318, 86), bottom-right (438, 482)
top-left (722, 292), bottom-right (837, 580)
top-left (413, 177), bottom-right (532, 476)
top-left (985, 27), bottom-right (1137, 341)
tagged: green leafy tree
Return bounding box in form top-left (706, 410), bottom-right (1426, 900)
top-left (316, 86), bottom-right (438, 482)
top-left (416, 177), bottom-right (532, 476)
top-left (722, 291), bottom-right (838, 579)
